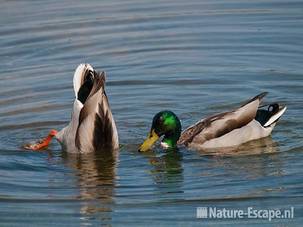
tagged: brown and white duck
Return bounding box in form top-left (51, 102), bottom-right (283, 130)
top-left (25, 64), bottom-right (119, 153)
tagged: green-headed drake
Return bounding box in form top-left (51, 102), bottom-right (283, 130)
top-left (138, 92), bottom-right (286, 152)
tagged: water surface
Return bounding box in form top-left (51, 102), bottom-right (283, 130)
top-left (0, 0), bottom-right (303, 226)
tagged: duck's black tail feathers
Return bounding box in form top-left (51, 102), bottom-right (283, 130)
top-left (255, 103), bottom-right (287, 127)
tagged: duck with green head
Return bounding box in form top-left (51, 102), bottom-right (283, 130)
top-left (138, 92), bottom-right (287, 152)
top-left (139, 111), bottom-right (181, 151)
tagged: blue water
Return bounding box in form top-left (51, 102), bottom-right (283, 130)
top-left (0, 0), bottom-right (302, 226)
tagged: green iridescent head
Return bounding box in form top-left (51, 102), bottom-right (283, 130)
top-left (138, 111), bottom-right (181, 152)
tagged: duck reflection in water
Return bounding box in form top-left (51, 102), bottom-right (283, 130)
top-left (198, 135), bottom-right (279, 157)
top-left (201, 136), bottom-right (284, 183)
top-left (61, 149), bottom-right (118, 225)
top-left (147, 149), bottom-right (184, 194)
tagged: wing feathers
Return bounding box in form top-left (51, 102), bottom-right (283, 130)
top-left (178, 93), bottom-right (267, 145)
top-left (75, 91), bottom-right (100, 151)
top-left (75, 71), bottom-right (117, 152)
top-left (240, 92), bottom-right (268, 107)
top-left (93, 100), bottom-right (114, 150)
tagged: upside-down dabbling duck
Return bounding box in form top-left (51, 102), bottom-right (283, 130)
top-left (25, 64), bottom-right (119, 153)
top-left (138, 92), bottom-right (286, 152)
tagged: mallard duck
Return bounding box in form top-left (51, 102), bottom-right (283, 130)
top-left (25, 64), bottom-right (119, 153)
top-left (138, 92), bottom-right (286, 152)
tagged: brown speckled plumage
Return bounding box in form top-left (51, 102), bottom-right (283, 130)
top-left (178, 92), bottom-right (268, 146)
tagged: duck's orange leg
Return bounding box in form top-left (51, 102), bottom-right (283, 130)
top-left (23, 130), bottom-right (58, 151)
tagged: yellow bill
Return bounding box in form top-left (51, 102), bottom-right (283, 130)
top-left (138, 129), bottom-right (159, 152)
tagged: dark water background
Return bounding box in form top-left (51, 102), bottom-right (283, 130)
top-left (0, 0), bottom-right (302, 226)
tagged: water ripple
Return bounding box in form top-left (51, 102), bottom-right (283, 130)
top-left (0, 0), bottom-right (302, 225)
